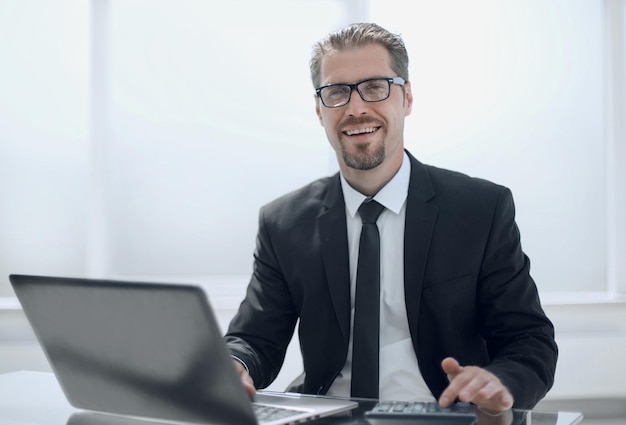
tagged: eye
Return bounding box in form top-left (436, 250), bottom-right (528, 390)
top-left (360, 80), bottom-right (387, 95)
top-left (324, 85), bottom-right (350, 100)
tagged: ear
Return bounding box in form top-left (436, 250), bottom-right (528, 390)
top-left (404, 81), bottom-right (413, 116)
top-left (314, 93), bottom-right (323, 125)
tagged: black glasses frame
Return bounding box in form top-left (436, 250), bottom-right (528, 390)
top-left (315, 77), bottom-right (406, 108)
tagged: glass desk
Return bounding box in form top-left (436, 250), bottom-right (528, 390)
top-left (0, 371), bottom-right (583, 425)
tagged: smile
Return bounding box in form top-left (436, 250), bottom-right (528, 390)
top-left (344, 127), bottom-right (379, 136)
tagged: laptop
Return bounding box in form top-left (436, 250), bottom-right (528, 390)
top-left (9, 274), bottom-right (357, 425)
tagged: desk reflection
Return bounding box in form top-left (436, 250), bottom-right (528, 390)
top-left (66, 404), bottom-right (570, 425)
top-left (0, 372), bottom-right (581, 425)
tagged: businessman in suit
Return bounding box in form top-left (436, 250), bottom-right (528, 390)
top-left (225, 22), bottom-right (557, 412)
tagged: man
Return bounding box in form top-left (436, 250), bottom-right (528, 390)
top-left (225, 22), bottom-right (557, 412)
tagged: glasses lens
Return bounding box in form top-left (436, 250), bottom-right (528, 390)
top-left (320, 85), bottom-right (351, 107)
top-left (357, 79), bottom-right (390, 102)
top-left (317, 78), bottom-right (396, 107)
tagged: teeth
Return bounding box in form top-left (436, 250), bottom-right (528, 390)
top-left (345, 127), bottom-right (376, 136)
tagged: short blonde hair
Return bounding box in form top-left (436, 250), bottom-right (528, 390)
top-left (310, 22), bottom-right (409, 88)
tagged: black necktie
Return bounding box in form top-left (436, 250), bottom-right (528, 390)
top-left (351, 199), bottom-right (385, 399)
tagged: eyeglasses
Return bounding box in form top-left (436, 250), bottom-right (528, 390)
top-left (315, 77), bottom-right (405, 108)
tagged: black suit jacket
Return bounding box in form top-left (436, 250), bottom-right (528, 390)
top-left (225, 150), bottom-right (557, 409)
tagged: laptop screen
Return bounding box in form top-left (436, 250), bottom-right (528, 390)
top-left (10, 274), bottom-right (257, 425)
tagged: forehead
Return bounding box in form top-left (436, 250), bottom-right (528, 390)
top-left (319, 43), bottom-right (394, 86)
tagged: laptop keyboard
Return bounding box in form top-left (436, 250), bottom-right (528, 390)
top-left (365, 401), bottom-right (476, 423)
top-left (252, 403), bottom-right (309, 423)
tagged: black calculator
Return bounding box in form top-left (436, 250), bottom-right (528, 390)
top-left (364, 401), bottom-right (477, 424)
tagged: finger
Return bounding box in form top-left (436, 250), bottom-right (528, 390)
top-left (441, 357), bottom-right (463, 378)
top-left (233, 360), bottom-right (257, 397)
top-left (440, 361), bottom-right (515, 411)
top-left (458, 371), bottom-right (493, 402)
top-left (242, 375), bottom-right (257, 397)
top-left (474, 381), bottom-right (514, 411)
top-left (441, 364), bottom-right (503, 408)
top-left (463, 376), bottom-right (514, 412)
top-left (497, 391), bottom-right (514, 410)
top-left (439, 363), bottom-right (463, 406)
top-left (439, 367), bottom-right (476, 407)
top-left (473, 390), bottom-right (514, 412)
top-left (475, 379), bottom-right (500, 400)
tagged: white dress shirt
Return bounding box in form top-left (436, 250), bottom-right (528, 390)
top-left (326, 152), bottom-right (435, 402)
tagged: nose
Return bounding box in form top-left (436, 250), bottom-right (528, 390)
top-left (344, 88), bottom-right (369, 116)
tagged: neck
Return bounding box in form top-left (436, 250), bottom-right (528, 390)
top-left (340, 152), bottom-right (403, 197)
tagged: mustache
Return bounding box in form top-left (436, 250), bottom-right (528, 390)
top-left (340, 116), bottom-right (383, 128)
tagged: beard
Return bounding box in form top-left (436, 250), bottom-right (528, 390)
top-left (337, 116), bottom-right (387, 170)
top-left (342, 142), bottom-right (385, 170)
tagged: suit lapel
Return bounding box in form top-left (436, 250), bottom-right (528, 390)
top-left (315, 154), bottom-right (439, 349)
top-left (318, 175), bottom-right (351, 344)
top-left (404, 152), bottom-right (438, 337)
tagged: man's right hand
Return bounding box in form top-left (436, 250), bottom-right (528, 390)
top-left (233, 360), bottom-right (256, 397)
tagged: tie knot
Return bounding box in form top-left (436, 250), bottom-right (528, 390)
top-left (358, 200), bottom-right (385, 224)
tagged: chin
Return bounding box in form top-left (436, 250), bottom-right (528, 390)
top-left (342, 149), bottom-right (385, 171)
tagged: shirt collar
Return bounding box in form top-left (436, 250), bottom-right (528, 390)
top-left (341, 151), bottom-right (411, 218)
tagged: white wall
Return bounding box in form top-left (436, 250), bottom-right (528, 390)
top-left (374, 0), bottom-right (611, 294)
top-left (1, 0), bottom-right (625, 402)
top-left (0, 0), bottom-right (91, 290)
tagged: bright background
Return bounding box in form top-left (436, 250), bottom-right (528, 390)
top-left (1, 0), bottom-right (625, 404)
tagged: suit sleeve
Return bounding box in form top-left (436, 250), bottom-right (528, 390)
top-left (478, 187), bottom-right (558, 409)
top-left (224, 205), bottom-right (299, 389)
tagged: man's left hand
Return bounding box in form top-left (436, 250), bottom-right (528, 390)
top-left (439, 357), bottom-right (514, 412)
